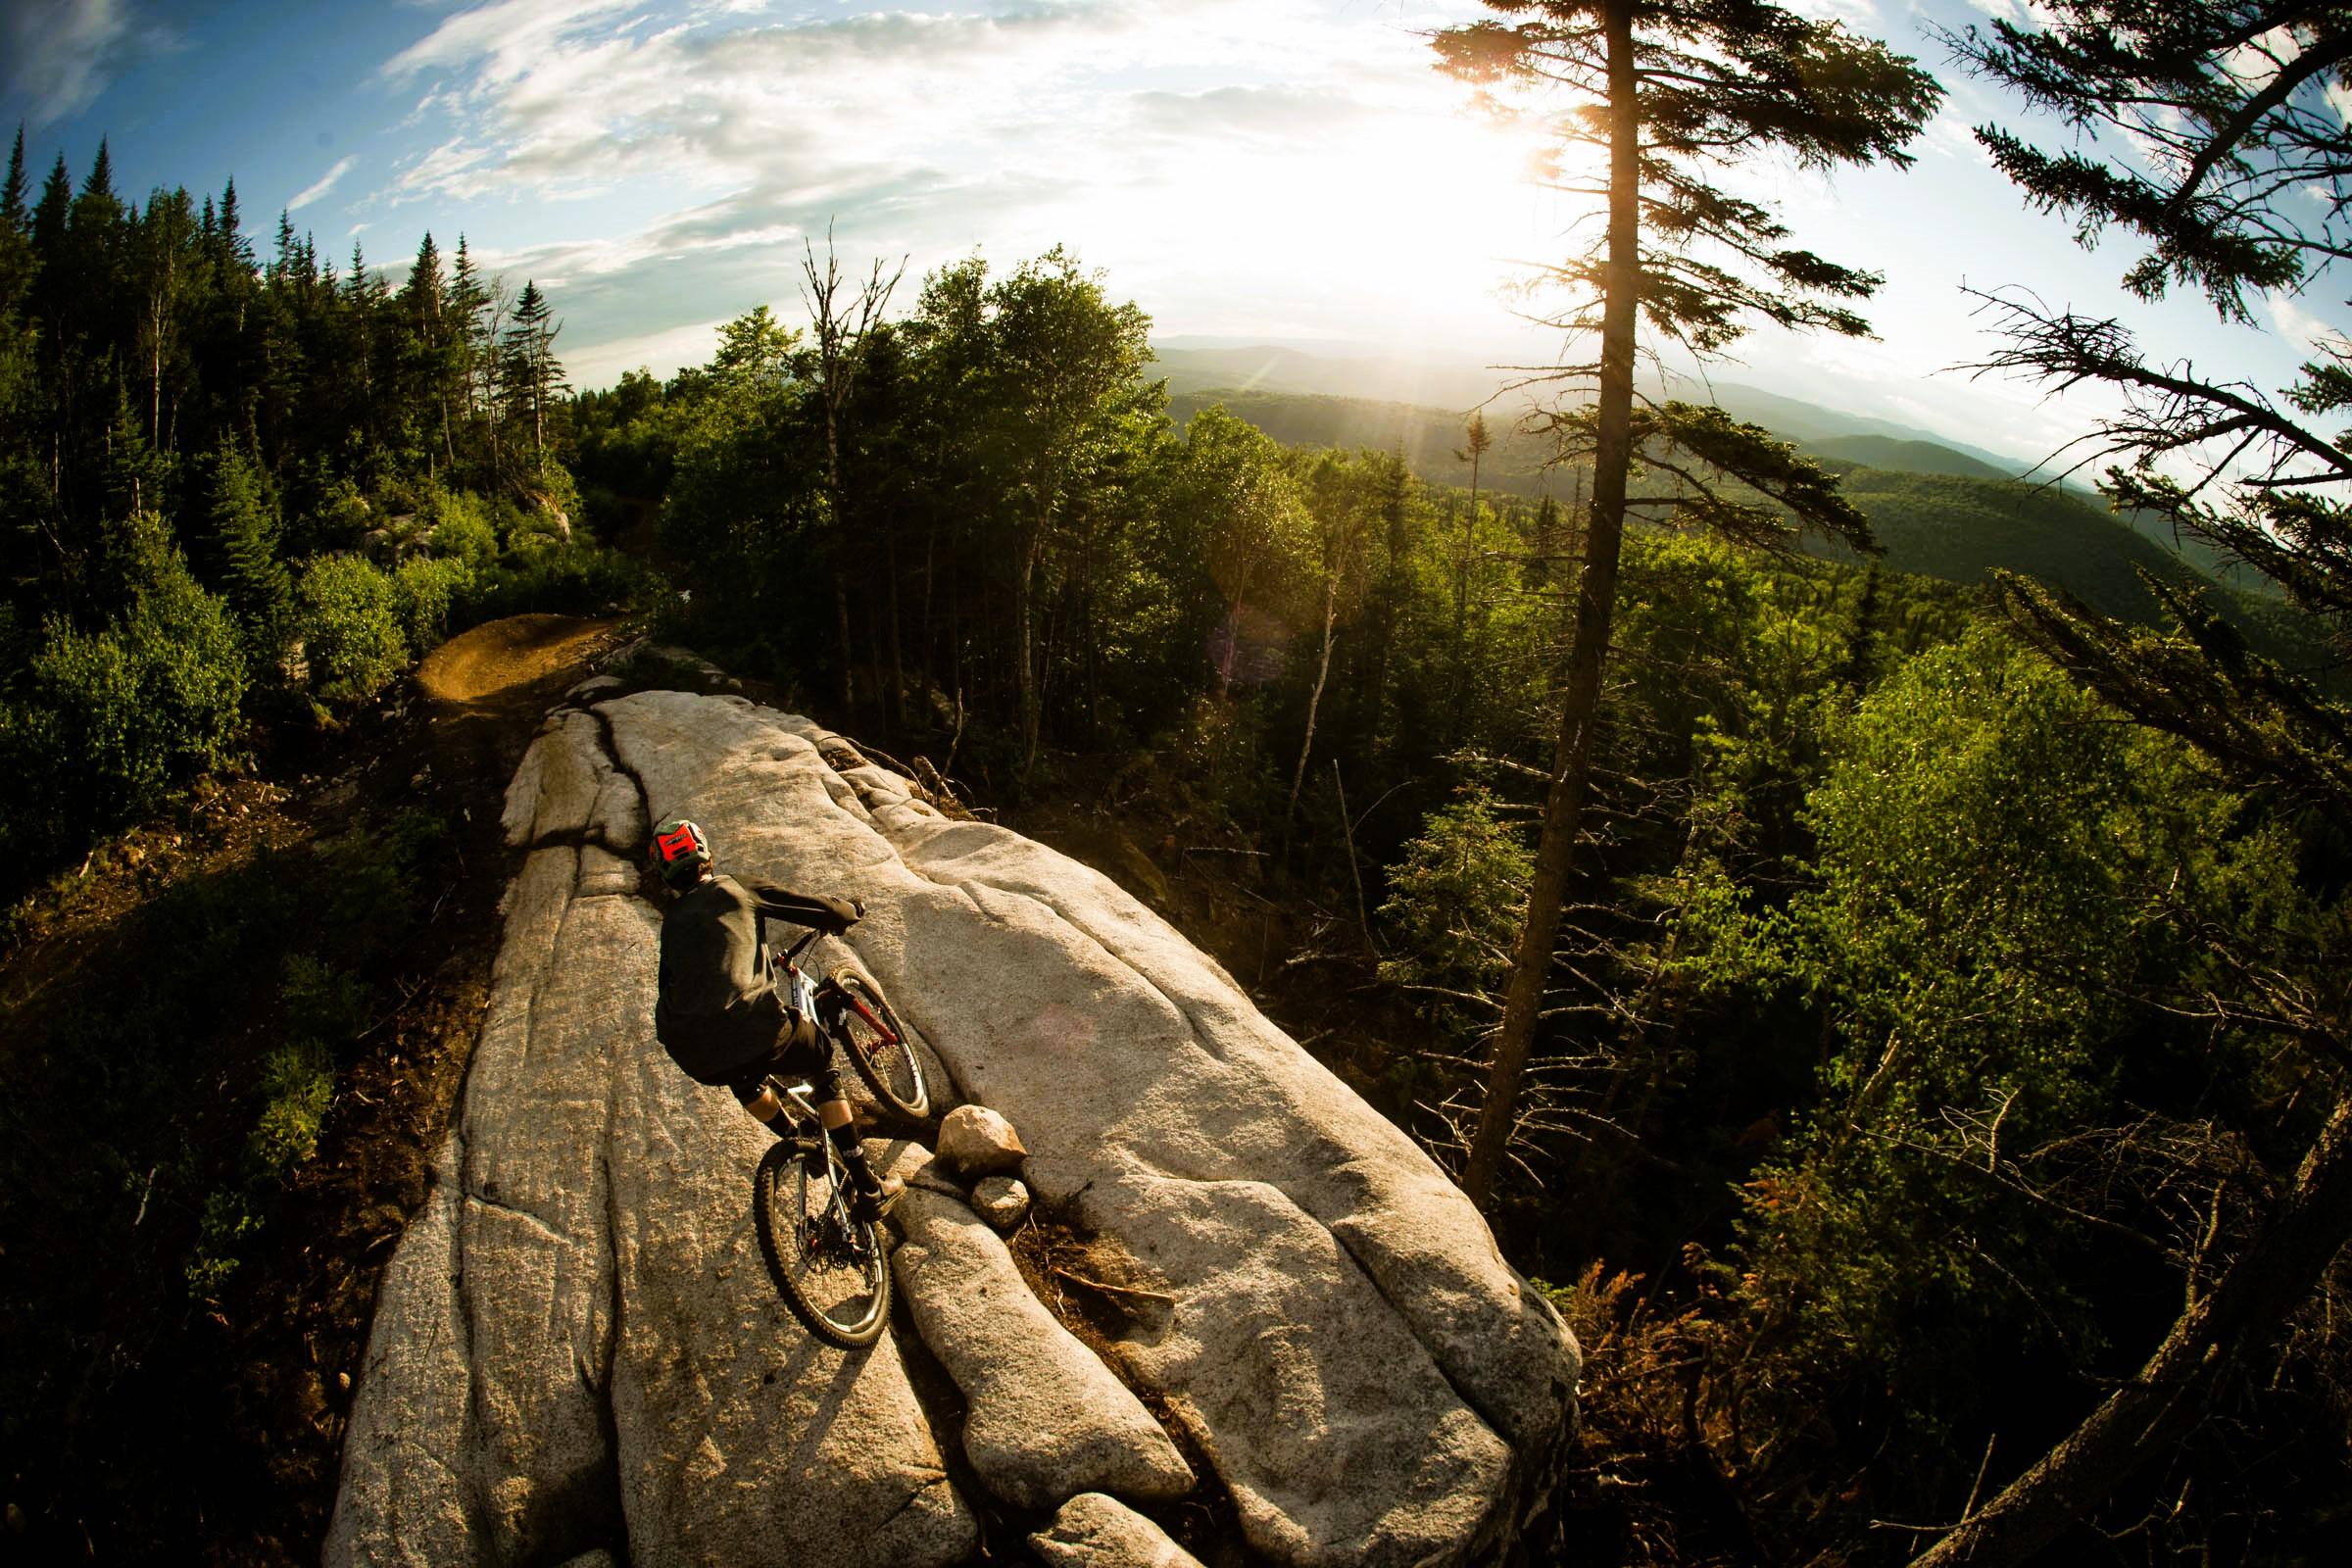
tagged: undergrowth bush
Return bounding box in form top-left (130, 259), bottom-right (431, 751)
top-left (424, 489), bottom-right (499, 567)
top-left (454, 542), bottom-right (657, 625)
top-left (0, 531), bottom-right (246, 858)
top-left (389, 556), bottom-right (470, 654)
top-left (1377, 785), bottom-right (1532, 1029)
top-left (295, 555), bottom-right (406, 703)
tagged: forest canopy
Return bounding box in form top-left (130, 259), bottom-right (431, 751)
top-left (6, 2), bottom-right (2352, 1548)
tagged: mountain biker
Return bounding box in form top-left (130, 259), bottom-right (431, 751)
top-left (648, 817), bottom-right (903, 1223)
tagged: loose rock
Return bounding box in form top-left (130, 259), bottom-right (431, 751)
top-left (937, 1103), bottom-right (1026, 1176)
top-left (1030, 1493), bottom-right (1204, 1568)
top-left (970, 1175), bottom-right (1030, 1231)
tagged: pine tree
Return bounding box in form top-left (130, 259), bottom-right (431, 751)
top-left (1448, 409), bottom-right (1494, 741)
top-left (30, 155), bottom-right (69, 259)
top-left (500, 279), bottom-right (565, 469)
top-left (448, 233), bottom-right (489, 442)
top-left (80, 138), bottom-right (114, 204)
top-left (1, 125), bottom-right (24, 230)
top-left (217, 177), bottom-right (253, 274)
top-left (1434, 0), bottom-right (1937, 1206)
top-left (203, 438), bottom-right (293, 674)
top-left (0, 123), bottom-right (30, 315)
top-left (399, 232), bottom-right (454, 472)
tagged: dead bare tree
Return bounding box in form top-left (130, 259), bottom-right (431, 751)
top-left (800, 222), bottom-right (907, 720)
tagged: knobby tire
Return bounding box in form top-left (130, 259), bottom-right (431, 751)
top-left (753, 1138), bottom-right (893, 1349)
top-left (827, 966), bottom-right (930, 1122)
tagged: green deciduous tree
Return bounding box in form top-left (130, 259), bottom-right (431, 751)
top-left (1907, 6), bottom-right (2352, 1559)
top-left (1434, 0), bottom-right (1939, 1205)
top-left (294, 555), bottom-right (405, 704)
top-left (1696, 625), bottom-right (2346, 1560)
top-left (800, 227), bottom-right (907, 716)
top-left (979, 248), bottom-right (1154, 778)
top-left (1285, 447), bottom-right (1377, 845)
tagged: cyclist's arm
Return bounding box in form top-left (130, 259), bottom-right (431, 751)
top-left (739, 879), bottom-right (861, 935)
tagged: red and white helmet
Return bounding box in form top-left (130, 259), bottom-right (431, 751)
top-left (651, 817), bottom-right (713, 889)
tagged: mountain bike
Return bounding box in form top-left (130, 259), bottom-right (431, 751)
top-left (750, 930), bottom-right (929, 1348)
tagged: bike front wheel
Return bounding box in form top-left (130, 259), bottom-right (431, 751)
top-left (753, 1139), bottom-right (893, 1348)
top-left (827, 966), bottom-right (930, 1121)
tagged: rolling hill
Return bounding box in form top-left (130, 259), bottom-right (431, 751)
top-left (1163, 371), bottom-right (2330, 676)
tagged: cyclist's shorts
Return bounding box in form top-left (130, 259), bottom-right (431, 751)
top-left (717, 1006), bottom-right (842, 1107)
top-left (660, 986), bottom-right (841, 1103)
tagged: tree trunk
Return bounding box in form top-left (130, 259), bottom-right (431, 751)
top-left (918, 522), bottom-right (937, 706)
top-left (1452, 454), bottom-right (1483, 740)
top-left (833, 566), bottom-right (856, 715)
top-left (1285, 575), bottom-right (1340, 849)
top-left (149, 293), bottom-right (163, 446)
top-left (864, 586), bottom-right (888, 727)
top-left (887, 528), bottom-right (906, 726)
top-left (1459, 0), bottom-right (1642, 1209)
top-left (1018, 514), bottom-right (1045, 784)
top-left (1917, 1094), bottom-right (2352, 1566)
top-left (822, 413), bottom-right (857, 716)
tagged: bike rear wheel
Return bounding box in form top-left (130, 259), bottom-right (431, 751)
top-left (827, 966), bottom-right (930, 1121)
top-left (753, 1137), bottom-right (893, 1348)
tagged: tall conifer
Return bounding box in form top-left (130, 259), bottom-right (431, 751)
top-left (501, 280), bottom-right (564, 467)
top-left (203, 439), bottom-right (293, 673)
top-left (1435, 0), bottom-right (1938, 1206)
top-left (0, 124), bottom-right (30, 314)
top-left (2, 125), bottom-right (26, 233)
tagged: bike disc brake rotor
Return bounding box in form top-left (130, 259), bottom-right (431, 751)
top-left (778, 1168), bottom-right (885, 1329)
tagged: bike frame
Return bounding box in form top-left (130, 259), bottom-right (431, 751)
top-left (772, 929), bottom-right (902, 1053)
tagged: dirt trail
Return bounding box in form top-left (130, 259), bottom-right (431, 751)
top-left (414, 614), bottom-right (625, 808)
top-left (416, 612), bottom-right (620, 710)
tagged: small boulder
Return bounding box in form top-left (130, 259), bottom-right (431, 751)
top-left (970, 1176), bottom-right (1030, 1232)
top-left (1029, 1494), bottom-right (1203, 1568)
top-left (938, 1104), bottom-right (1026, 1177)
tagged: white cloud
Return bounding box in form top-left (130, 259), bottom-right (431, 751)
top-left (565, 315), bottom-right (732, 388)
top-left (1920, 111), bottom-right (1992, 165)
top-left (0, 0), bottom-right (163, 127)
top-left (287, 155), bottom-right (358, 212)
top-left (2266, 290), bottom-right (2344, 355)
top-left (357, 1), bottom-right (1550, 381)
top-left (1785, 0), bottom-right (1882, 25)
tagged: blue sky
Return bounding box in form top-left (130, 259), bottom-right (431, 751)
top-left (4, 0), bottom-right (2341, 474)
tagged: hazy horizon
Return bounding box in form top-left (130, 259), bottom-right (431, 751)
top-left (5, 0), bottom-right (2339, 479)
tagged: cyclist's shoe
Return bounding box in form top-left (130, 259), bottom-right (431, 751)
top-left (849, 1174), bottom-right (904, 1225)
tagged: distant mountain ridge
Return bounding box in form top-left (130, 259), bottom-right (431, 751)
top-left (1155, 347), bottom-right (2325, 675)
top-left (1800, 435), bottom-right (2011, 479)
top-left (1149, 339), bottom-right (2042, 477)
